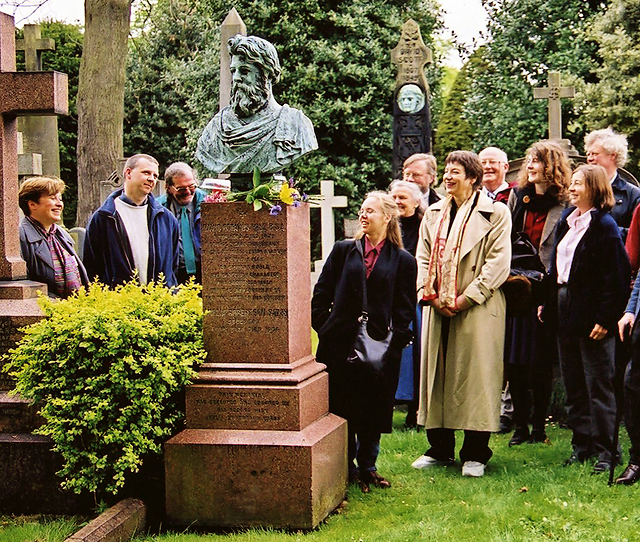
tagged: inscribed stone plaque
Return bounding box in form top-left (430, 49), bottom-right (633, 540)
top-left (201, 203), bottom-right (311, 364)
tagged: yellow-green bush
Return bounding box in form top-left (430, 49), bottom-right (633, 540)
top-left (3, 280), bottom-right (205, 499)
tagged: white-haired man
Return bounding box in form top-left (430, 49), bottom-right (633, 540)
top-left (479, 147), bottom-right (512, 203)
top-left (585, 128), bottom-right (640, 241)
top-left (402, 153), bottom-right (440, 206)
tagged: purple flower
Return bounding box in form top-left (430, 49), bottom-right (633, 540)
top-left (269, 204), bottom-right (282, 215)
top-left (288, 177), bottom-right (295, 187)
top-left (301, 193), bottom-right (310, 202)
top-left (293, 201), bottom-right (300, 208)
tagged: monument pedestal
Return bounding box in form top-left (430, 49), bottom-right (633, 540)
top-left (165, 203), bottom-right (347, 530)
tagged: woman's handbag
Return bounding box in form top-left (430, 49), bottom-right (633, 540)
top-left (502, 232), bottom-right (546, 316)
top-left (346, 241), bottom-right (393, 376)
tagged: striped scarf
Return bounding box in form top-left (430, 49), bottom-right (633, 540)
top-left (27, 217), bottom-right (82, 298)
top-left (421, 193), bottom-right (478, 309)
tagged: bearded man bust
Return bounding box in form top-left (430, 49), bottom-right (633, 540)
top-left (196, 34), bottom-right (318, 175)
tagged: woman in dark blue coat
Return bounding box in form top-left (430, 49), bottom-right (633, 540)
top-left (312, 191), bottom-right (417, 492)
top-left (543, 164), bottom-right (630, 473)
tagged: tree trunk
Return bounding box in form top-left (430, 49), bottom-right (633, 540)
top-left (75, 0), bottom-right (132, 228)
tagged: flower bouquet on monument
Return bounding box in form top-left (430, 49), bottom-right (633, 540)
top-left (204, 167), bottom-right (322, 214)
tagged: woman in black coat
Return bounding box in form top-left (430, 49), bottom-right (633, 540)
top-left (543, 164), bottom-right (631, 473)
top-left (312, 191), bottom-right (417, 492)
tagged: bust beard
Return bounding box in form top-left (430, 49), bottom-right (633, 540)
top-left (230, 78), bottom-right (270, 118)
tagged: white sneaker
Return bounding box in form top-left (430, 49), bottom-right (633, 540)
top-left (411, 455), bottom-right (452, 469)
top-left (462, 461), bottom-right (485, 477)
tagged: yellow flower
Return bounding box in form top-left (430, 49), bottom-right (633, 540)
top-left (279, 183), bottom-right (298, 205)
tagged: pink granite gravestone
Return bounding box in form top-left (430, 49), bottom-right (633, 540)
top-left (0, 13), bottom-right (83, 515)
top-left (165, 203), bottom-right (347, 530)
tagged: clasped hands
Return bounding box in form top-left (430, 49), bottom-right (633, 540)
top-left (428, 294), bottom-right (472, 318)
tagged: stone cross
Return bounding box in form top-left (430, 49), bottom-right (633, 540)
top-left (391, 19), bottom-right (432, 94)
top-left (219, 8), bottom-right (246, 111)
top-left (533, 71), bottom-right (575, 141)
top-left (16, 24), bottom-right (54, 71)
top-left (0, 13), bottom-right (67, 280)
top-left (16, 23), bottom-right (61, 182)
top-left (312, 180), bottom-right (348, 262)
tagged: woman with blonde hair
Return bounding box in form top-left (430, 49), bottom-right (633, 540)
top-left (505, 141), bottom-right (571, 446)
top-left (312, 191), bottom-right (416, 492)
top-left (542, 164), bottom-right (630, 472)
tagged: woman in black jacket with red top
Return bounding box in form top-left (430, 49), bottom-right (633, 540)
top-left (543, 164), bottom-right (630, 473)
top-left (312, 191), bottom-right (416, 493)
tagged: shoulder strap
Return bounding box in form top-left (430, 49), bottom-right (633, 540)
top-left (354, 239), bottom-right (369, 317)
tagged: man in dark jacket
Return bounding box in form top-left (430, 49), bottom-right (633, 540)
top-left (83, 154), bottom-right (180, 287)
top-left (157, 162), bottom-right (205, 284)
top-left (585, 128), bottom-right (640, 242)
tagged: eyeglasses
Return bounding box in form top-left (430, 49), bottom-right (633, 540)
top-left (171, 184), bottom-right (197, 195)
top-left (480, 159), bottom-right (503, 167)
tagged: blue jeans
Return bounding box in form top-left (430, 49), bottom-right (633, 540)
top-left (348, 428), bottom-right (381, 475)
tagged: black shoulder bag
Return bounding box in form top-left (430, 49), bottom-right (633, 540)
top-left (346, 240), bottom-right (393, 376)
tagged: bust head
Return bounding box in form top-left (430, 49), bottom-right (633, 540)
top-left (228, 35), bottom-right (282, 118)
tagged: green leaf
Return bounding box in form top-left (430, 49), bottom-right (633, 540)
top-left (253, 166), bottom-right (261, 189)
top-left (253, 199), bottom-right (263, 211)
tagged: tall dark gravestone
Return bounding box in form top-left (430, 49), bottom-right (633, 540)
top-left (391, 19), bottom-right (433, 178)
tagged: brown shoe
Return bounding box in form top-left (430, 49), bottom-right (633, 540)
top-left (615, 463), bottom-right (640, 485)
top-left (361, 470), bottom-right (391, 489)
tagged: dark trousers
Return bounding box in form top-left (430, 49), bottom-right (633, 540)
top-left (426, 428), bottom-right (493, 464)
top-left (625, 319), bottom-right (640, 464)
top-left (557, 290), bottom-right (617, 461)
top-left (507, 362), bottom-right (553, 431)
top-left (348, 428), bottom-right (381, 475)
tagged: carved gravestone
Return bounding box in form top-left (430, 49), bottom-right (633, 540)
top-left (165, 203), bottom-right (347, 530)
top-left (0, 13), bottom-right (88, 515)
top-left (391, 19), bottom-right (433, 178)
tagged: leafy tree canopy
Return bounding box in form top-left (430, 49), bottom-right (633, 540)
top-left (124, 0), bottom-right (445, 216)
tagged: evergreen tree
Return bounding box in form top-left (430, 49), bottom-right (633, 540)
top-left (124, 0), bottom-right (444, 213)
top-left (461, 0), bottom-right (604, 160)
top-left (581, 0), bottom-right (640, 176)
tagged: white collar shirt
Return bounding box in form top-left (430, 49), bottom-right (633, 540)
top-left (556, 207), bottom-right (594, 284)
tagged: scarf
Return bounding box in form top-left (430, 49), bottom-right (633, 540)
top-left (422, 193), bottom-right (478, 309)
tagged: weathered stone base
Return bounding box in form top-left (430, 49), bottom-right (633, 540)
top-left (164, 413), bottom-right (347, 530)
top-left (0, 433), bottom-right (91, 514)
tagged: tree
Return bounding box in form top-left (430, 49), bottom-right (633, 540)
top-left (124, 0), bottom-right (444, 214)
top-left (459, 0), bottom-right (605, 159)
top-left (580, 0), bottom-right (640, 176)
top-left (76, 0), bottom-right (132, 228)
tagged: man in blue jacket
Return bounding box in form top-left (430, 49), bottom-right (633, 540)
top-left (83, 154), bottom-right (180, 287)
top-left (157, 162), bottom-right (205, 284)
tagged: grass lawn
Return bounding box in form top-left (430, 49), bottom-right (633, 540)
top-left (1, 417), bottom-right (636, 542)
top-left (129, 416), bottom-right (636, 542)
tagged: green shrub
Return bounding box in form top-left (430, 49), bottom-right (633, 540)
top-left (3, 280), bottom-right (206, 500)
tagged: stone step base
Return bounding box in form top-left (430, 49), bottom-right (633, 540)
top-left (0, 433), bottom-right (91, 514)
top-left (0, 391), bottom-right (43, 433)
top-left (165, 413), bottom-right (347, 530)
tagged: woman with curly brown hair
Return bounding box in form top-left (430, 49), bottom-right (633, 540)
top-left (505, 141), bottom-right (571, 446)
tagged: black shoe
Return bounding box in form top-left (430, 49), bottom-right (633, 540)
top-left (615, 463), bottom-right (640, 485)
top-left (593, 460), bottom-right (611, 473)
top-left (498, 416), bottom-right (513, 434)
top-left (564, 453), bottom-right (584, 466)
top-left (529, 429), bottom-right (549, 444)
top-left (360, 470), bottom-right (391, 490)
top-left (509, 426), bottom-right (530, 446)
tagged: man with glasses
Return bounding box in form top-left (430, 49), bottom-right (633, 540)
top-left (158, 162), bottom-right (205, 284)
top-left (479, 147), bottom-right (512, 203)
top-left (402, 153), bottom-right (440, 207)
top-left (585, 128), bottom-right (640, 242)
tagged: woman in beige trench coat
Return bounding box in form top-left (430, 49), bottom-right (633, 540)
top-left (411, 150), bottom-right (511, 477)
